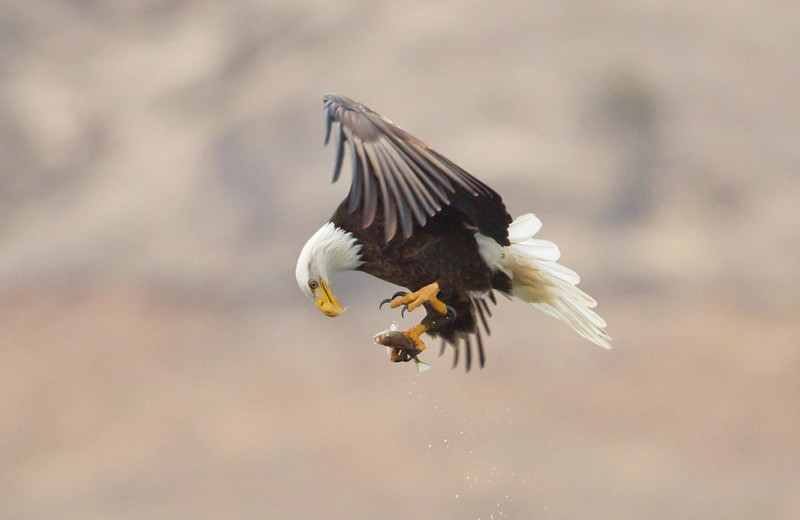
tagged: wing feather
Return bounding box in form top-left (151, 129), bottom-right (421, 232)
top-left (384, 144), bottom-right (441, 215)
top-left (389, 140), bottom-right (451, 206)
top-left (323, 93), bottom-right (511, 244)
top-left (346, 140), bottom-right (362, 213)
top-left (383, 143), bottom-right (438, 218)
top-left (353, 139), bottom-right (378, 228)
top-left (331, 123), bottom-right (346, 183)
top-left (371, 143), bottom-right (414, 239)
top-left (363, 142), bottom-right (397, 241)
top-left (377, 143), bottom-right (426, 229)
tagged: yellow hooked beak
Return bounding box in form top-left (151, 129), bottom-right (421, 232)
top-left (315, 279), bottom-right (344, 317)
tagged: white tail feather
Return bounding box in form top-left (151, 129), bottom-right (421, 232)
top-left (507, 213), bottom-right (543, 242)
top-left (477, 213), bottom-right (611, 349)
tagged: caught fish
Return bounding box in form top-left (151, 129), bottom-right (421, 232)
top-left (373, 323), bottom-right (431, 373)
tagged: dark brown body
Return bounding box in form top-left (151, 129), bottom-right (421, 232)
top-left (334, 204), bottom-right (493, 296)
top-left (331, 202), bottom-right (511, 365)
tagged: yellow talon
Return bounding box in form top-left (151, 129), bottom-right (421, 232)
top-left (403, 323), bottom-right (428, 352)
top-left (389, 323), bottom-right (428, 363)
top-left (389, 281), bottom-right (448, 315)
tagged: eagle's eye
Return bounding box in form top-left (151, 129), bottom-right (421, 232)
top-left (308, 280), bottom-right (319, 290)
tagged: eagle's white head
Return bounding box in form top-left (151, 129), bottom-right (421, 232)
top-left (295, 222), bottom-right (363, 317)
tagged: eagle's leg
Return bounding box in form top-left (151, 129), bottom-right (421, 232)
top-left (389, 323), bottom-right (428, 362)
top-left (374, 324), bottom-right (427, 362)
top-left (386, 281), bottom-right (448, 316)
top-left (375, 308), bottom-right (456, 365)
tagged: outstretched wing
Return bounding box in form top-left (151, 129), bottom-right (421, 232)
top-left (323, 93), bottom-right (512, 244)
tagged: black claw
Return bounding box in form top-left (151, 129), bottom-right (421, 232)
top-left (445, 305), bottom-right (458, 319)
top-left (379, 291), bottom-right (408, 310)
top-left (398, 348), bottom-right (422, 363)
top-left (401, 305), bottom-right (409, 318)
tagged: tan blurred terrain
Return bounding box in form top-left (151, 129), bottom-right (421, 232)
top-left (1, 1), bottom-right (799, 518)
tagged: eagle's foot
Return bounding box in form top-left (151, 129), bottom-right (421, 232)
top-left (389, 347), bottom-right (415, 363)
top-left (379, 291), bottom-right (407, 310)
top-left (384, 282), bottom-right (448, 316)
top-left (390, 324), bottom-right (427, 362)
top-left (374, 324), bottom-right (428, 363)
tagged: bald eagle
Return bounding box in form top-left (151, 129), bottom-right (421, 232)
top-left (296, 94), bottom-right (610, 370)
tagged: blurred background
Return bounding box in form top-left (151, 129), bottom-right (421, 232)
top-left (2, 0), bottom-right (799, 518)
